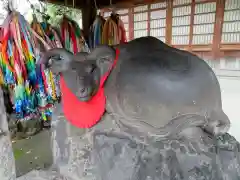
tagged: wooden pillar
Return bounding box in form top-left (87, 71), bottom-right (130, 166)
top-left (147, 4), bottom-right (151, 36)
top-left (129, 8), bottom-right (134, 40)
top-left (166, 0), bottom-right (173, 45)
top-left (213, 0), bottom-right (225, 59)
top-left (81, 0), bottom-right (97, 39)
top-left (189, 0), bottom-right (195, 52)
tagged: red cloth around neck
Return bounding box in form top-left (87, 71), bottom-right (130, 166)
top-left (60, 49), bottom-right (120, 128)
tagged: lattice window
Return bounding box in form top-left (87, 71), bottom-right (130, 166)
top-left (134, 5), bottom-right (148, 12)
top-left (192, 2), bottom-right (216, 45)
top-left (224, 0), bottom-right (240, 10)
top-left (221, 0), bottom-right (240, 44)
top-left (150, 2), bottom-right (167, 9)
top-left (195, 0), bottom-right (211, 2)
top-left (172, 1), bottom-right (191, 45)
top-left (173, 0), bottom-right (191, 6)
top-left (133, 5), bottom-right (148, 38)
top-left (150, 2), bottom-right (167, 42)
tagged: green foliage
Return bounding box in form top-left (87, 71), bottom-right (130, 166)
top-left (45, 3), bottom-right (82, 28)
top-left (13, 2), bottom-right (82, 29)
top-left (13, 148), bottom-right (24, 160)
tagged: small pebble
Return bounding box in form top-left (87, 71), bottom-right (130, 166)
top-left (26, 150), bottom-right (32, 154)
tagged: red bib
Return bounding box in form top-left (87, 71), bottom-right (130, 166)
top-left (60, 49), bottom-right (120, 128)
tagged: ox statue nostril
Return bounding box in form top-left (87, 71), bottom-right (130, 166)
top-left (80, 88), bottom-right (86, 93)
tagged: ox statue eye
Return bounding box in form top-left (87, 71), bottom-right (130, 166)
top-left (85, 64), bottom-right (96, 74)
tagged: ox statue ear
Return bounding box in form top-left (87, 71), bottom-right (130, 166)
top-left (39, 48), bottom-right (74, 74)
top-left (87, 45), bottom-right (116, 77)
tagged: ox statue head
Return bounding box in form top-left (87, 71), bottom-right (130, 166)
top-left (39, 46), bottom-right (116, 102)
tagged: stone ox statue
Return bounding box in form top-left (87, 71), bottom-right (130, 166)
top-left (0, 36), bottom-right (240, 180)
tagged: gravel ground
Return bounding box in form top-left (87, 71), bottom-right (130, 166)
top-left (12, 129), bottom-right (53, 177)
top-left (218, 76), bottom-right (240, 142)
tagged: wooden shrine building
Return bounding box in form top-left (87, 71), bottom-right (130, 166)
top-left (44, 0), bottom-right (240, 75)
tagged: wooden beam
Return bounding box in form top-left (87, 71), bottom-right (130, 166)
top-left (44, 0), bottom-right (217, 10)
top-left (221, 44), bottom-right (240, 50)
